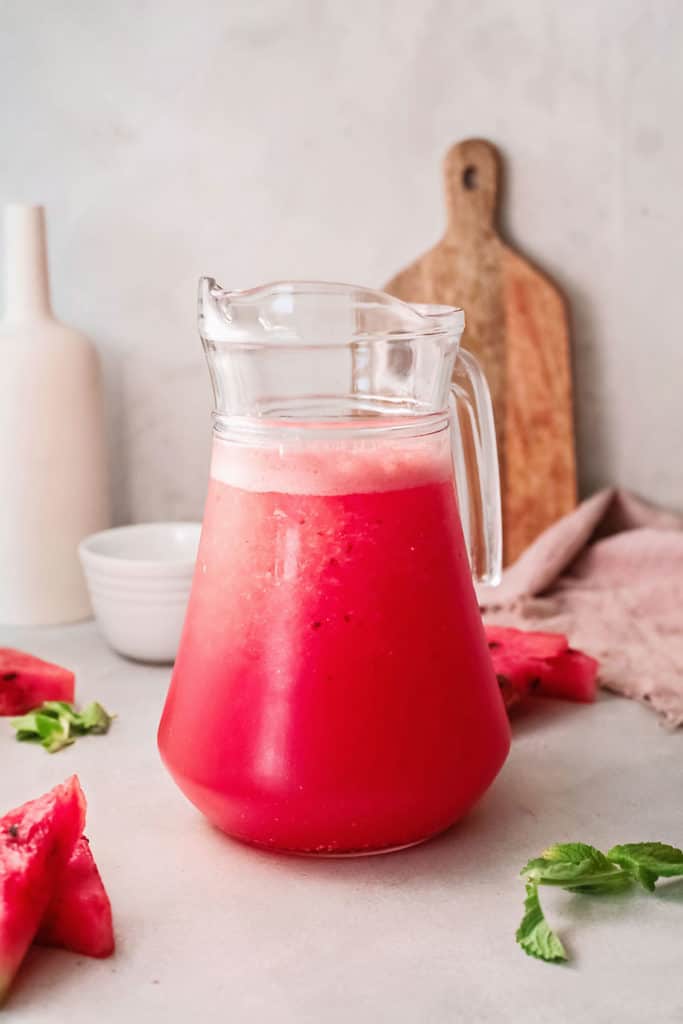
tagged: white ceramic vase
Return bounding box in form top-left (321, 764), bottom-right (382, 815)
top-left (0, 205), bottom-right (111, 624)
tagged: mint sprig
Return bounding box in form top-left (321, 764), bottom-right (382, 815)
top-left (521, 842), bottom-right (633, 894)
top-left (516, 883), bottom-right (567, 962)
top-left (607, 843), bottom-right (683, 892)
top-left (10, 701), bottom-right (114, 753)
top-left (517, 841), bottom-right (683, 963)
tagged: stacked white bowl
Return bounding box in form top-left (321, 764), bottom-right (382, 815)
top-left (79, 522), bottom-right (201, 663)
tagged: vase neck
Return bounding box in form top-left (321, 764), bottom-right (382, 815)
top-left (3, 205), bottom-right (53, 322)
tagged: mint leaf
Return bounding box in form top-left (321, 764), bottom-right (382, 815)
top-left (10, 700), bottom-right (114, 753)
top-left (10, 711), bottom-right (42, 738)
top-left (516, 883), bottom-right (567, 963)
top-left (77, 702), bottom-right (113, 734)
top-left (11, 710), bottom-right (74, 753)
top-left (40, 701), bottom-right (81, 722)
top-left (521, 843), bottom-right (632, 893)
top-left (608, 843), bottom-right (683, 891)
top-left (42, 715), bottom-right (75, 754)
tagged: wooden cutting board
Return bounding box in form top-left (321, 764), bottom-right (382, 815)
top-left (385, 138), bottom-right (577, 564)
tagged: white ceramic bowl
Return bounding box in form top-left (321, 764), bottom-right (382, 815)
top-left (79, 522), bottom-right (201, 663)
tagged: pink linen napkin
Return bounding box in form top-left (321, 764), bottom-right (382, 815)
top-left (478, 489), bottom-right (683, 727)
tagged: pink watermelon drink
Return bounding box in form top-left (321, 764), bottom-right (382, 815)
top-left (159, 429), bottom-right (510, 854)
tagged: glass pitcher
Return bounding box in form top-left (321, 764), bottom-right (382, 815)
top-left (158, 280), bottom-right (510, 855)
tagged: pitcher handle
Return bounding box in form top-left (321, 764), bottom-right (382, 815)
top-left (449, 348), bottom-right (502, 585)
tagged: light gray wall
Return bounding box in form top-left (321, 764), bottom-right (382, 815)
top-left (2, 0), bottom-right (682, 523)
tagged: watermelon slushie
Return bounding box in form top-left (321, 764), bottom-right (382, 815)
top-left (158, 428), bottom-right (509, 853)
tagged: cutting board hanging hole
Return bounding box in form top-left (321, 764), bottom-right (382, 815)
top-left (444, 140), bottom-right (500, 236)
top-left (463, 165), bottom-right (478, 190)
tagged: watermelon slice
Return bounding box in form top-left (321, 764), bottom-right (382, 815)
top-left (0, 649), bottom-right (75, 716)
top-left (536, 648), bottom-right (600, 703)
top-left (0, 776), bottom-right (85, 1003)
top-left (38, 836), bottom-right (114, 958)
top-left (485, 625), bottom-right (568, 661)
top-left (485, 625), bottom-right (598, 708)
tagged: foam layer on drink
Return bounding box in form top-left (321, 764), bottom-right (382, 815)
top-left (210, 430), bottom-right (452, 496)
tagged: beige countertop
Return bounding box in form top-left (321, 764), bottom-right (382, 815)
top-left (1, 622), bottom-right (682, 1023)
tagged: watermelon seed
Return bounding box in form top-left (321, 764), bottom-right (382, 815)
top-left (7, 824), bottom-right (18, 838)
top-left (488, 642), bottom-right (501, 650)
top-left (2, 672), bottom-right (17, 681)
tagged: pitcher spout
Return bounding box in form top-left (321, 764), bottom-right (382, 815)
top-left (197, 277), bottom-right (465, 425)
top-left (198, 277), bottom-right (464, 349)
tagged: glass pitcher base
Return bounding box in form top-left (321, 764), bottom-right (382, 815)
top-left (216, 824), bottom-right (453, 859)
